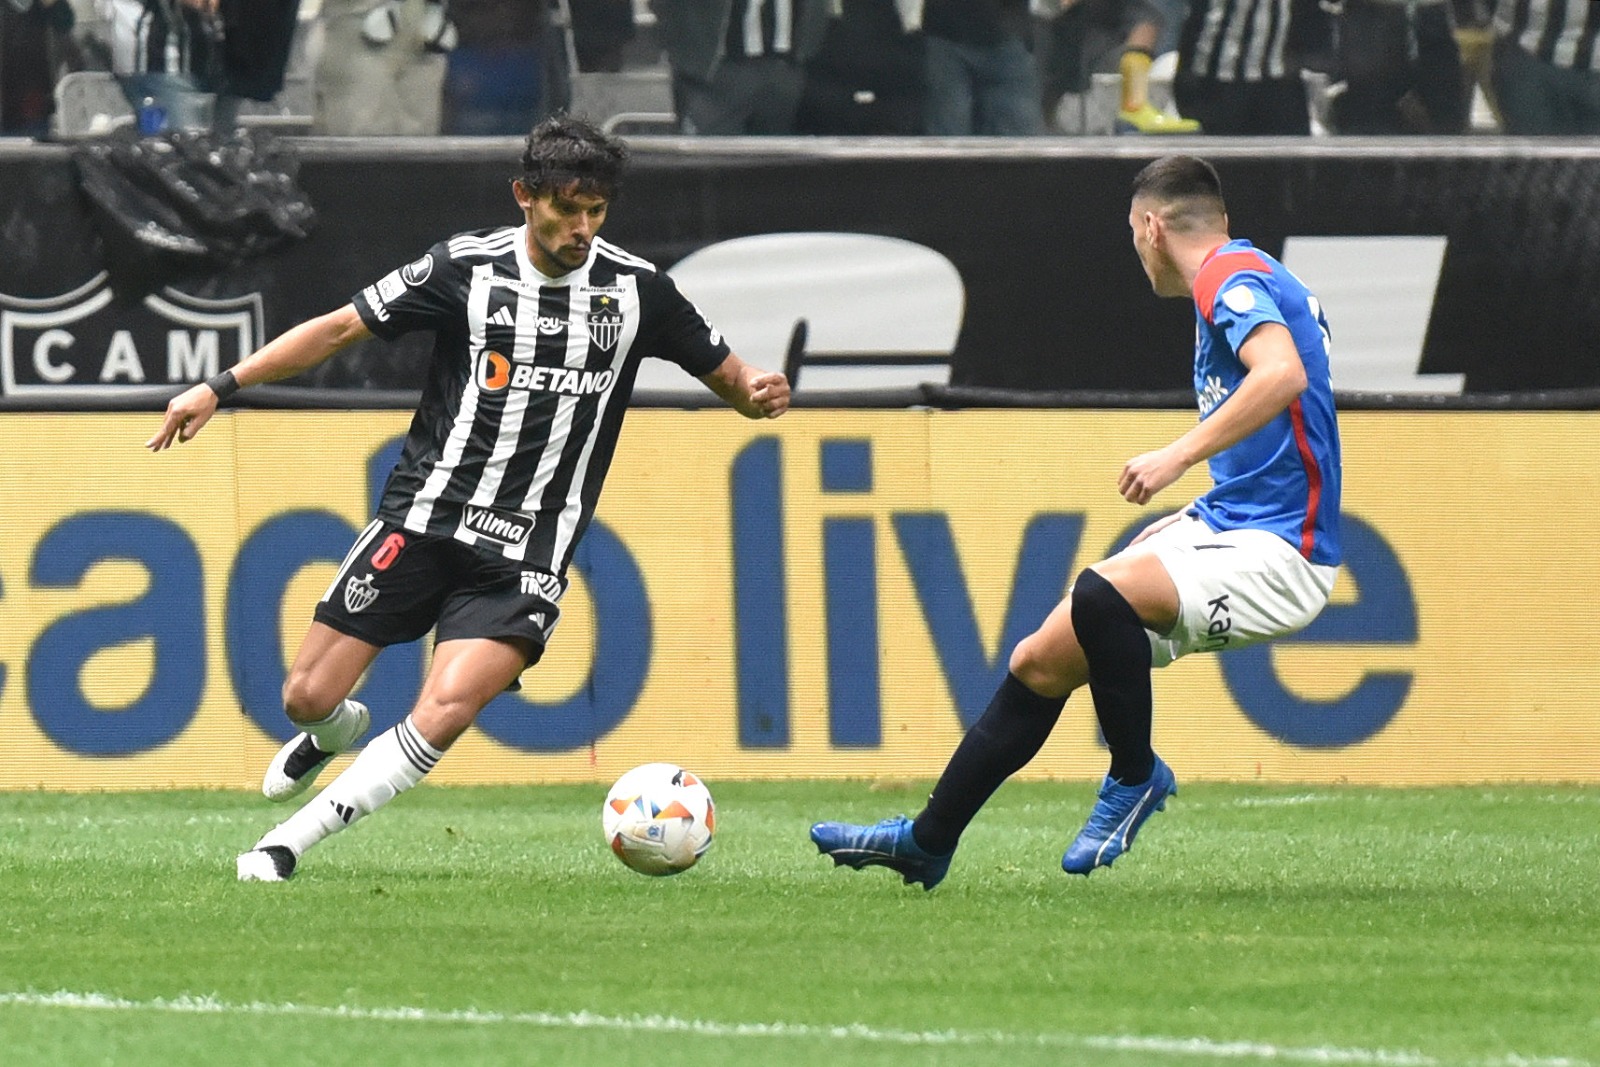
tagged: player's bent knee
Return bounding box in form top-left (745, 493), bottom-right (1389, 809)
top-left (1008, 631), bottom-right (1086, 697)
top-left (280, 673), bottom-right (346, 723)
top-left (1069, 568), bottom-right (1133, 630)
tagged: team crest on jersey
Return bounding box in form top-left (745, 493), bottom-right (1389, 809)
top-left (402, 254), bottom-right (433, 286)
top-left (344, 572), bottom-right (379, 614)
top-left (588, 295), bottom-right (622, 351)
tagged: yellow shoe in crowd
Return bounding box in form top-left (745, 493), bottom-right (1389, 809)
top-left (1115, 104), bottom-right (1202, 134)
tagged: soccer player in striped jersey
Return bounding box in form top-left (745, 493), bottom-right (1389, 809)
top-left (147, 115), bottom-right (790, 882)
top-left (1491, 0), bottom-right (1600, 134)
top-left (1172, 0), bottom-right (1330, 135)
top-left (812, 155), bottom-right (1342, 888)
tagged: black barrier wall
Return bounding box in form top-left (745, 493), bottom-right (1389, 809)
top-left (3, 137), bottom-right (1599, 405)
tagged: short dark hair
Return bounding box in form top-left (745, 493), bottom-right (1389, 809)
top-left (518, 113), bottom-right (629, 201)
top-left (1130, 155), bottom-right (1226, 232)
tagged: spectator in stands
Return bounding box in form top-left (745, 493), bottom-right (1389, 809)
top-left (652, 0), bottom-right (832, 134)
top-left (1044, 0), bottom-right (1201, 133)
top-left (1328, 0), bottom-right (1467, 134)
top-left (1, 0), bottom-right (79, 137)
top-left (91, 0), bottom-right (222, 129)
top-left (314, 0), bottom-right (454, 136)
top-left (921, 0), bottom-right (1042, 135)
top-left (568, 0), bottom-right (636, 72)
top-left (794, 0), bottom-right (924, 134)
top-left (1490, 0), bottom-right (1600, 134)
top-left (210, 0), bottom-right (301, 131)
top-left (442, 0), bottom-right (547, 134)
top-left (85, 0), bottom-right (300, 132)
top-left (1452, 0), bottom-right (1498, 128)
top-left (1172, 0), bottom-right (1332, 134)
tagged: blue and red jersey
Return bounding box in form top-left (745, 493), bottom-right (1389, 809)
top-left (1188, 240), bottom-right (1342, 566)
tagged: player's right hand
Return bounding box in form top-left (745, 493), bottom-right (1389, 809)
top-left (1118, 444), bottom-right (1190, 505)
top-left (145, 383), bottom-right (220, 452)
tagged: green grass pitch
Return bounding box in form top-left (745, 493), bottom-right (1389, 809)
top-left (0, 781), bottom-right (1595, 1067)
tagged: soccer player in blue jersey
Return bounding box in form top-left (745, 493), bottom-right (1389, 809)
top-left (812, 154), bottom-right (1342, 888)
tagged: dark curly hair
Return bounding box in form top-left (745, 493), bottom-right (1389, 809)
top-left (517, 113), bottom-right (629, 201)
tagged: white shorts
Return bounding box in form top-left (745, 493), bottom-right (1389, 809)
top-left (1135, 515), bottom-right (1339, 668)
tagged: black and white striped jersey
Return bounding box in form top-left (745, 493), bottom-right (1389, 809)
top-left (350, 226), bottom-right (731, 577)
top-left (1179, 0), bottom-right (1321, 82)
top-left (1494, 0), bottom-right (1600, 69)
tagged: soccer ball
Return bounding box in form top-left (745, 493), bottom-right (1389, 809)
top-left (602, 763), bottom-right (715, 876)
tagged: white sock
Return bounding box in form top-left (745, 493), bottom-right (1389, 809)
top-left (257, 715), bottom-right (444, 857)
top-left (303, 698), bottom-right (361, 753)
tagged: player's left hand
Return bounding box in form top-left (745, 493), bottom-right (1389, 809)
top-left (145, 382), bottom-right (219, 452)
top-left (747, 371), bottom-right (790, 419)
top-left (1118, 446), bottom-right (1189, 505)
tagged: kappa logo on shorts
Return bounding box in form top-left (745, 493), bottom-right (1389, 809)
top-left (464, 505), bottom-right (530, 546)
top-left (1203, 593), bottom-right (1233, 651)
top-left (345, 572), bottom-right (379, 614)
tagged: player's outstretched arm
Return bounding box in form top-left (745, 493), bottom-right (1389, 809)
top-left (145, 305), bottom-right (373, 452)
top-left (699, 352), bottom-right (791, 420)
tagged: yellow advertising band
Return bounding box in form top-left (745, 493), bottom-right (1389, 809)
top-left (1, 409), bottom-right (1596, 790)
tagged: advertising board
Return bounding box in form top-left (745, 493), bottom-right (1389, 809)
top-left (3, 410), bottom-right (1595, 789)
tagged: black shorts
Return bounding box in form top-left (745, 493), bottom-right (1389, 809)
top-left (312, 519), bottom-right (565, 667)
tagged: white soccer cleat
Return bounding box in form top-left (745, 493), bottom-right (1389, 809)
top-left (236, 845), bottom-right (297, 882)
top-left (261, 700), bottom-right (371, 802)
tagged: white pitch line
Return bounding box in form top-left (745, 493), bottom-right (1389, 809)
top-left (0, 991), bottom-right (1588, 1067)
top-left (1230, 794), bottom-right (1334, 808)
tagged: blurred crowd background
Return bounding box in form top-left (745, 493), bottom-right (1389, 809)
top-left (0, 0), bottom-right (1595, 141)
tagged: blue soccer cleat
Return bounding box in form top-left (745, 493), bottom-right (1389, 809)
top-left (1062, 756), bottom-right (1177, 875)
top-left (810, 815), bottom-right (953, 891)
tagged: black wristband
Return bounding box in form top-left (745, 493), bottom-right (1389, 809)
top-left (206, 369), bottom-right (240, 401)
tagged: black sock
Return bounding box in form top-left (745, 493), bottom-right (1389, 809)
top-left (912, 673), bottom-right (1067, 856)
top-left (1070, 568), bottom-right (1154, 786)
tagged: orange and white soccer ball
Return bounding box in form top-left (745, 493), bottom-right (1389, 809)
top-left (602, 763), bottom-right (716, 876)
